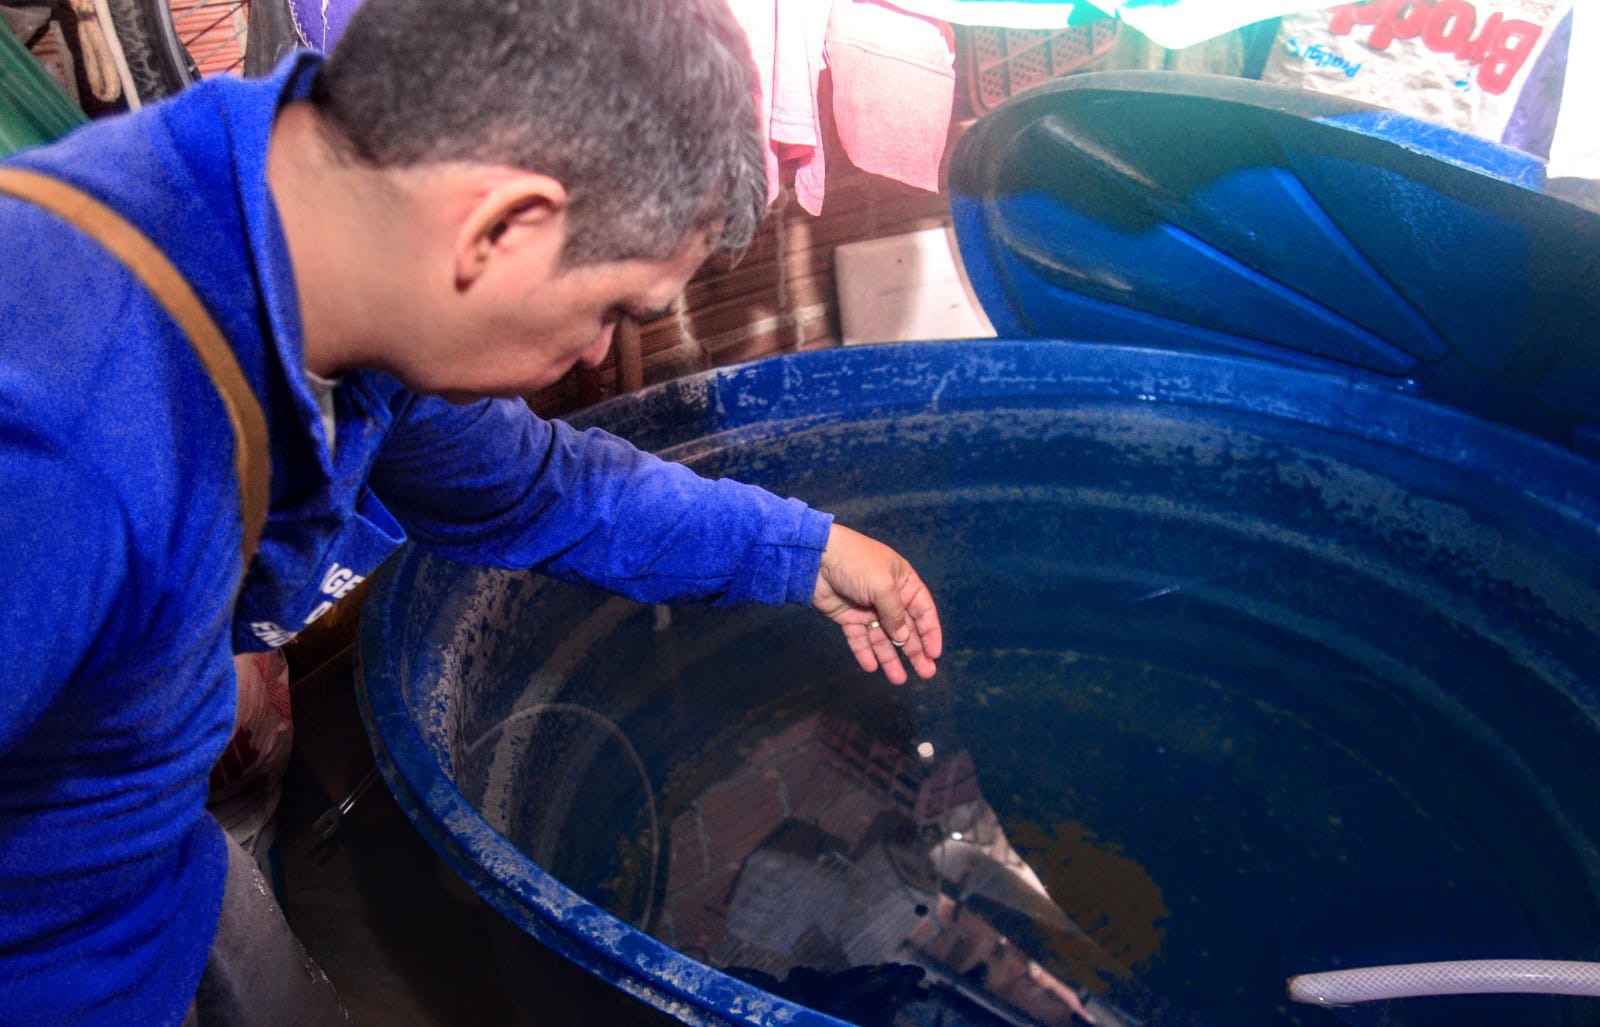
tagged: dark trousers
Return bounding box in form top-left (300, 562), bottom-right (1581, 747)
top-left (183, 825), bottom-right (350, 1026)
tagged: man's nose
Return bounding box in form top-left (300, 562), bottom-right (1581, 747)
top-left (577, 322), bottom-right (617, 369)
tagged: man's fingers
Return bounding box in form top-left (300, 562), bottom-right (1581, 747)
top-left (845, 621), bottom-right (882, 674)
top-left (908, 605), bottom-right (942, 664)
top-left (871, 625), bottom-right (909, 685)
top-left (859, 616), bottom-right (909, 685)
top-left (894, 577), bottom-right (942, 674)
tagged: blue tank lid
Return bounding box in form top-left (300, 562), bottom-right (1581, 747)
top-left (948, 71), bottom-right (1600, 459)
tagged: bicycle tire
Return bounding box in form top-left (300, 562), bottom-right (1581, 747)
top-left (105, 0), bottom-right (300, 104)
top-left (105, 0), bottom-right (194, 101)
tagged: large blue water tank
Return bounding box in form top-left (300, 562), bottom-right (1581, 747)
top-left (357, 76), bottom-right (1600, 1027)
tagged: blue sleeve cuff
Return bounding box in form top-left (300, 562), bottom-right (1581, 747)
top-left (773, 502), bottom-right (834, 606)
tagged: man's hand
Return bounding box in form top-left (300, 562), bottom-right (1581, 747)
top-left (812, 523), bottom-right (942, 685)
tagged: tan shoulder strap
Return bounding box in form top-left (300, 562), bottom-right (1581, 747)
top-left (0, 167), bottom-right (270, 574)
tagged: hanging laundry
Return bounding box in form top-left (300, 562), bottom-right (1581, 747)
top-left (727, 0), bottom-right (832, 213)
top-left (729, 0), bottom-right (957, 214)
top-left (826, 0), bottom-right (957, 197)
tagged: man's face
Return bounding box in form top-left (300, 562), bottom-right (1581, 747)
top-left (398, 230), bottom-right (711, 403)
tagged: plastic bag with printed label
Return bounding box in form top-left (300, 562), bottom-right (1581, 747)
top-left (1262, 1), bottom-right (1575, 159)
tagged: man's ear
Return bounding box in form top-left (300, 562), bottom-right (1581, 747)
top-left (454, 172), bottom-right (568, 289)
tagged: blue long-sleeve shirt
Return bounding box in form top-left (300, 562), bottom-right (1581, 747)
top-left (0, 53), bottom-right (831, 1024)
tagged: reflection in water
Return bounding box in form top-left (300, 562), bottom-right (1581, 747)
top-left (651, 713), bottom-right (1192, 1026)
top-left (464, 636), bottom-right (1592, 1027)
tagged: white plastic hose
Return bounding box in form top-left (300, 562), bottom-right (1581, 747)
top-left (1288, 960), bottom-right (1600, 1006)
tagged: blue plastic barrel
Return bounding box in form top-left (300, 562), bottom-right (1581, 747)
top-left (358, 339), bottom-right (1600, 1027)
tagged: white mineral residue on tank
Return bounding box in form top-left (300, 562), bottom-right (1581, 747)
top-left (1266, 446), bottom-right (1600, 679)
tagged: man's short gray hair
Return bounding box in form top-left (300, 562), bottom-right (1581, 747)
top-left (310, 0), bottom-right (769, 266)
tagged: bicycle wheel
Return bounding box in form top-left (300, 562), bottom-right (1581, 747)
top-left (105, 0), bottom-right (301, 104)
